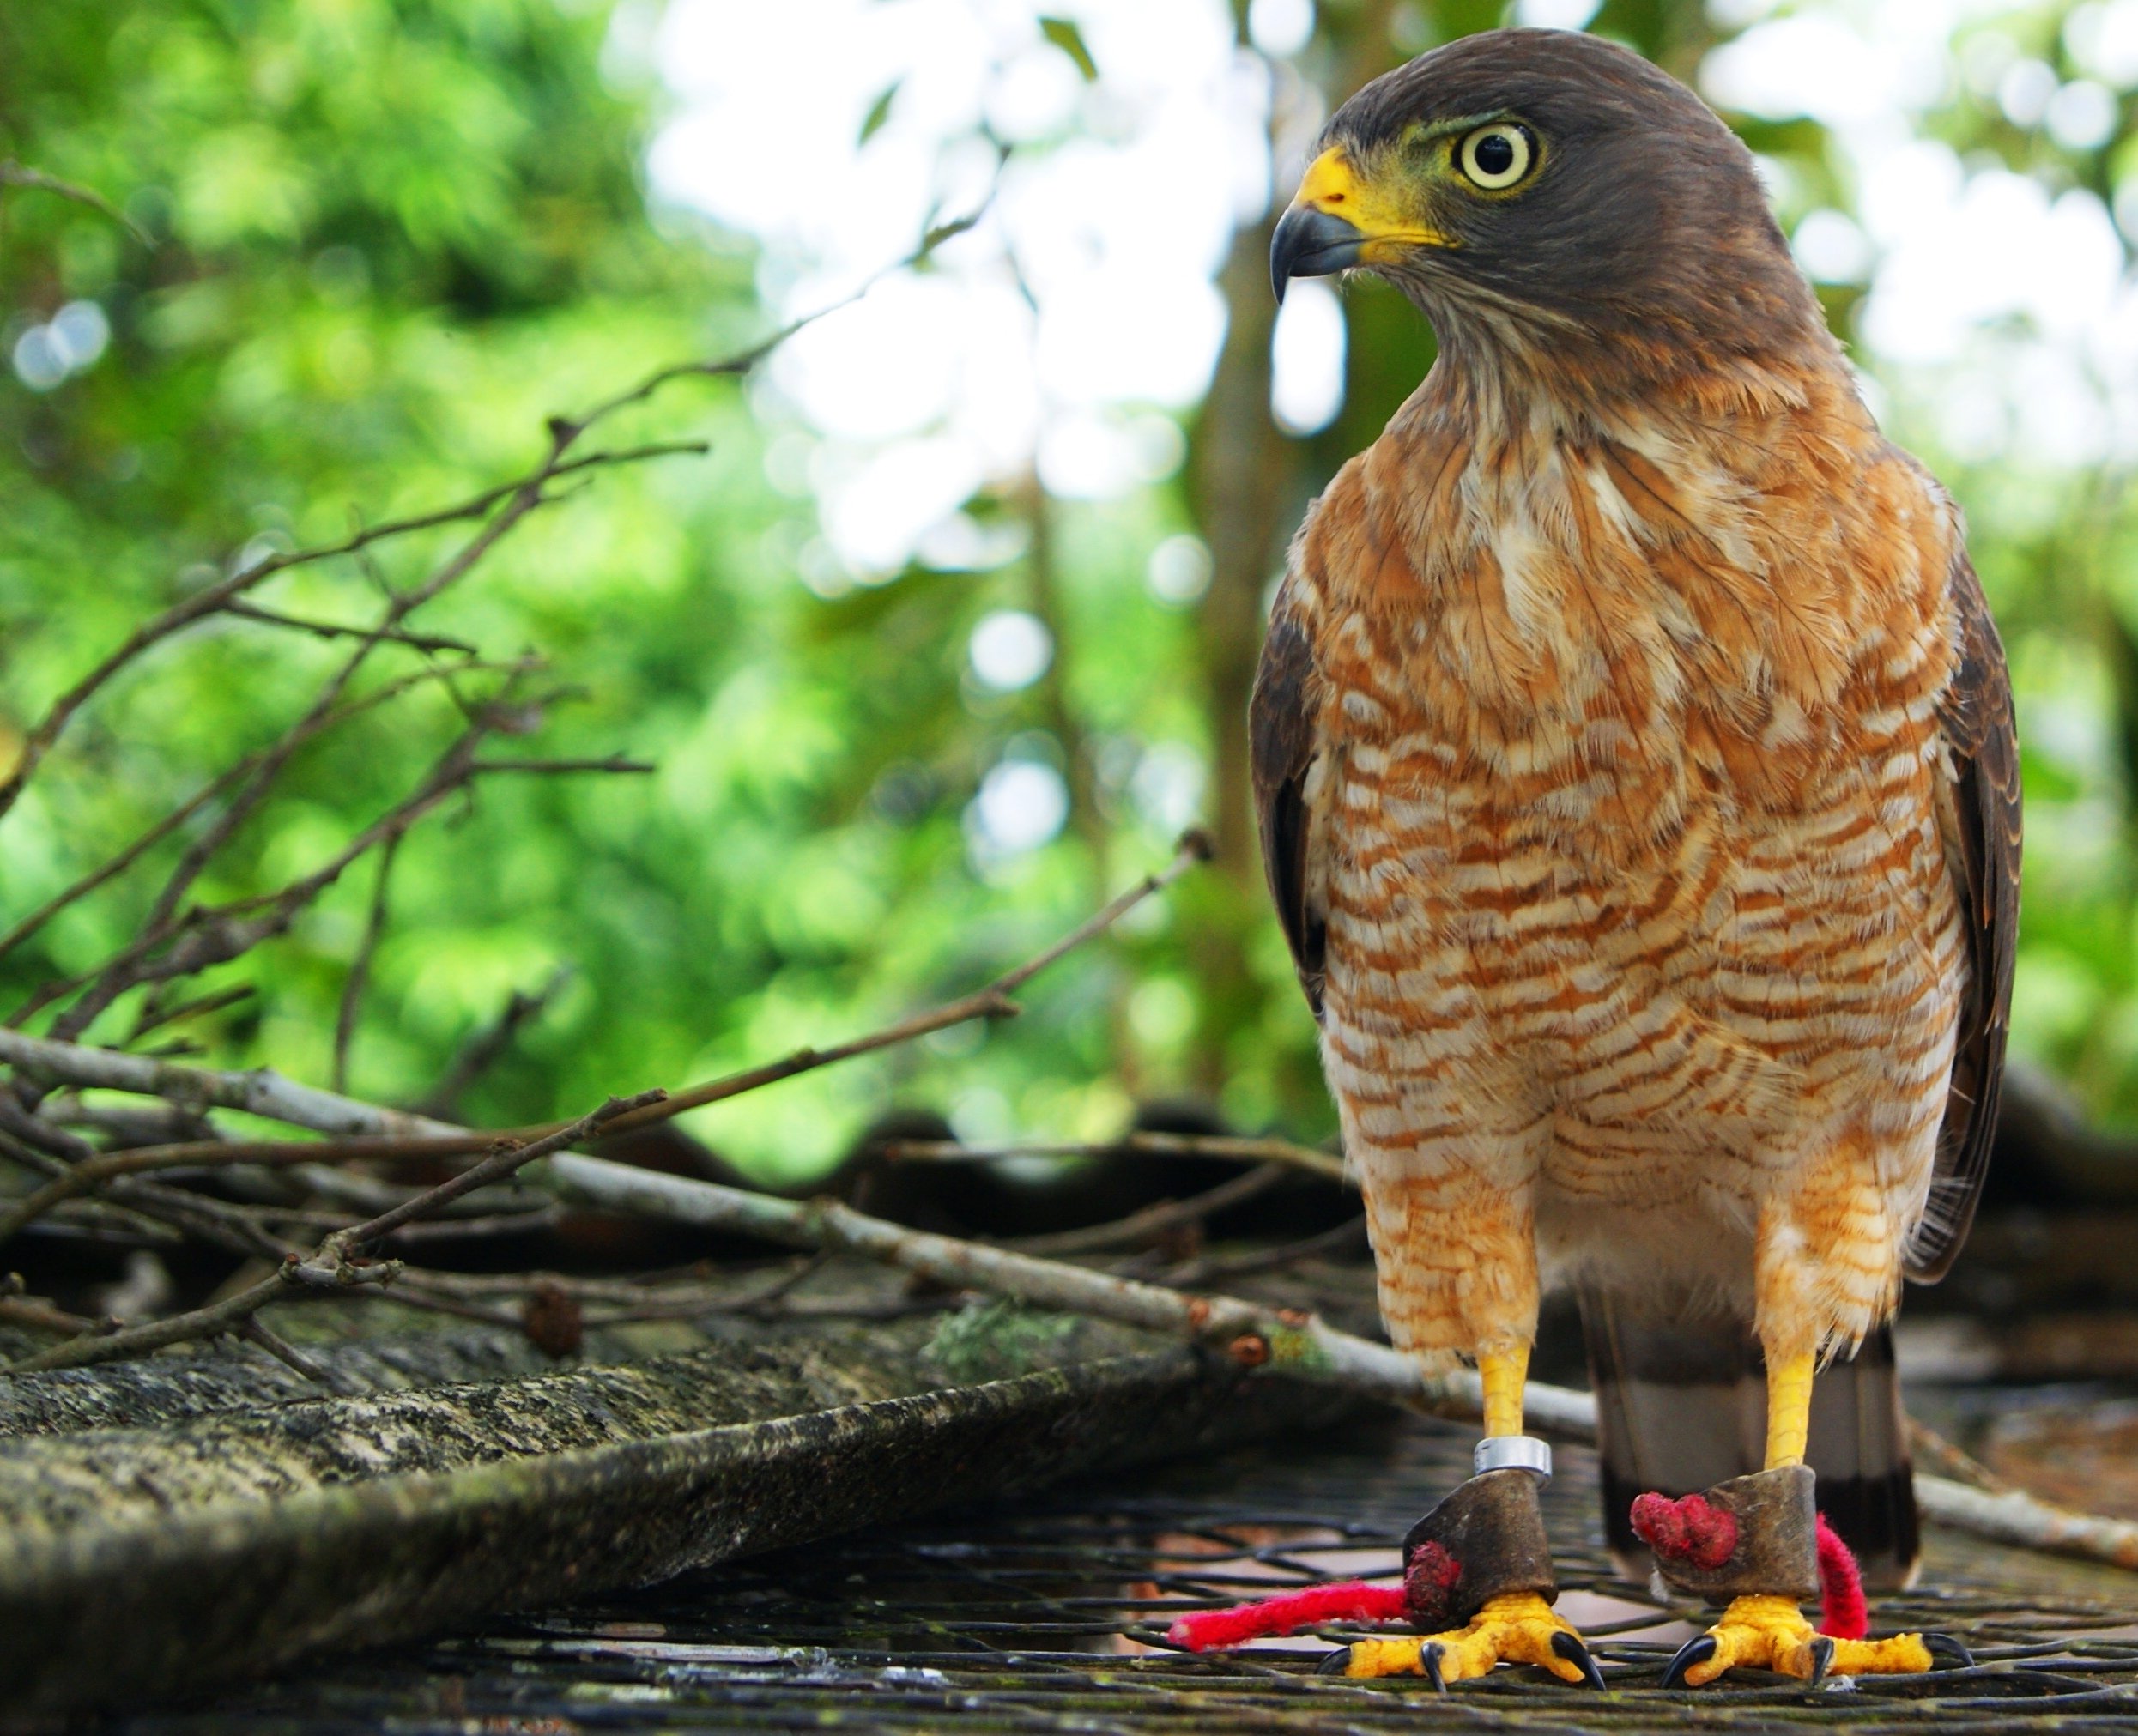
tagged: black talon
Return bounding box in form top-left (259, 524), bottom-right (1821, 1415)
top-left (1661, 1634), bottom-right (1716, 1690)
top-left (1806, 1636), bottom-right (1835, 1687)
top-left (1923, 1632), bottom-right (1975, 1671)
top-left (1315, 1645), bottom-right (1354, 1676)
top-left (1551, 1630), bottom-right (1607, 1690)
top-left (1420, 1642), bottom-right (1448, 1694)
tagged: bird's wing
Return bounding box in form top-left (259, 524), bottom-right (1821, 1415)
top-left (1250, 575), bottom-right (1329, 1019)
top-left (1908, 550), bottom-right (2021, 1282)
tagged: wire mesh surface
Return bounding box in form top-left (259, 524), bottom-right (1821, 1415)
top-left (100, 1406), bottom-right (2138, 1735)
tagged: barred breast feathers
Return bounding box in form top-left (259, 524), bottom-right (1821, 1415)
top-left (1289, 354), bottom-right (1961, 801)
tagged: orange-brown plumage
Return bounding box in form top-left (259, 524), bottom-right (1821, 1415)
top-left (1271, 342), bottom-right (1986, 1366)
top-left (1254, 29), bottom-right (2018, 1675)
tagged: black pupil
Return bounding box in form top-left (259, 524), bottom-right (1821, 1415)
top-left (1474, 132), bottom-right (1516, 176)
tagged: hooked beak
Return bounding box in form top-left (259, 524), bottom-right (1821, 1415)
top-left (1270, 145), bottom-right (1452, 304)
top-left (1271, 205), bottom-right (1366, 305)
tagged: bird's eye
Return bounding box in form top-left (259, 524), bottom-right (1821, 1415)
top-left (1457, 124), bottom-right (1533, 191)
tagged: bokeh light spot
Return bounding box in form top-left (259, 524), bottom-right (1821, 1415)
top-left (1147, 534), bottom-right (1214, 607)
top-left (969, 609), bottom-right (1055, 692)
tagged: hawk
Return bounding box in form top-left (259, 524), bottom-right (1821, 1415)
top-left (1254, 28), bottom-right (2019, 1686)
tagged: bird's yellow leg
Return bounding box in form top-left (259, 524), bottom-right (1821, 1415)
top-left (1764, 1349), bottom-right (1813, 1468)
top-left (1481, 1344), bottom-right (1528, 1438)
top-left (1676, 1349), bottom-right (1935, 1686)
top-left (1342, 1346), bottom-right (1600, 1688)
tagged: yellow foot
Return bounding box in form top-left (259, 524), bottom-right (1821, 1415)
top-left (1328, 1592), bottom-right (1603, 1690)
top-left (1663, 1594), bottom-right (1964, 1687)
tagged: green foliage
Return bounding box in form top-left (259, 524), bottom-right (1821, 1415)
top-left (9, 0), bottom-right (2138, 1200)
top-left (0, 0), bottom-right (1281, 1186)
top-left (1037, 18), bottom-right (1099, 82)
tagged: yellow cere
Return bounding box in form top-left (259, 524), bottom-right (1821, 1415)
top-left (1289, 146), bottom-right (1457, 257)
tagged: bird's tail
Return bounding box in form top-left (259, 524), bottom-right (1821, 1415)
top-left (1577, 1288), bottom-right (1920, 1592)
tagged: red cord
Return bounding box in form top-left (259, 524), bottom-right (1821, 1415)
top-left (1173, 1504), bottom-right (1872, 1652)
top-left (1165, 1581), bottom-right (1410, 1651)
top-left (1814, 1514), bottom-right (1868, 1640)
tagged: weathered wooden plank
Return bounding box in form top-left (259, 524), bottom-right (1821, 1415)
top-left (0, 1310), bottom-right (1350, 1714)
top-left (0, 1319), bottom-right (585, 1440)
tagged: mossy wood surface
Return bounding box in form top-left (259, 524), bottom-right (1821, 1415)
top-left (0, 1305), bottom-right (1350, 1716)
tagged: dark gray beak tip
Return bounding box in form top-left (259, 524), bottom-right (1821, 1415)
top-left (1269, 205), bottom-right (1366, 305)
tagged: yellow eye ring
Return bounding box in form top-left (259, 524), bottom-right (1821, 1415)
top-left (1458, 123), bottom-right (1533, 190)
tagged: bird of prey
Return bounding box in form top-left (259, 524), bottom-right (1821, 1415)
top-left (1256, 28), bottom-right (2018, 1686)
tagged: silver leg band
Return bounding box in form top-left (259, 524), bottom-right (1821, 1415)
top-left (1474, 1434), bottom-right (1553, 1479)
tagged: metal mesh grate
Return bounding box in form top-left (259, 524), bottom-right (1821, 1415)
top-left (128, 1408), bottom-right (2138, 1733)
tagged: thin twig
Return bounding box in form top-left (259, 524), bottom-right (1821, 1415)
top-left (0, 1295), bottom-right (109, 1338)
top-left (367, 1204), bottom-right (565, 1245)
top-left (397, 1252), bottom-right (827, 1321)
top-left (323, 1089), bottom-right (662, 1257)
top-left (0, 832), bottom-right (1212, 1185)
top-left (1907, 1417), bottom-right (2018, 1496)
top-left (221, 601), bottom-right (475, 655)
top-left (332, 833), bottom-right (401, 1095)
top-left (32, 679), bottom-right (531, 1038)
top-left (1155, 1213), bottom-right (1368, 1285)
top-left (237, 1316), bottom-right (338, 1388)
top-left (128, 985), bottom-right (256, 1047)
top-left (411, 967), bottom-right (571, 1118)
top-left (0, 454), bottom-right (549, 826)
top-left (1008, 1164), bottom-right (1292, 1257)
top-left (0, 208), bottom-right (978, 825)
top-left (99, 1175), bottom-right (296, 1262)
top-left (533, 1152), bottom-right (1560, 1428)
top-left (0, 1268), bottom-right (289, 1374)
top-left (585, 826), bottom-right (1213, 1142)
top-left (888, 1128), bottom-right (1345, 1185)
top-left (472, 757), bottom-right (656, 777)
top-left (0, 1089), bottom-right (661, 1375)
top-left (0, 159), bottom-right (150, 245)
top-left (363, 1276), bottom-right (523, 1328)
top-left (0, 658), bottom-right (529, 969)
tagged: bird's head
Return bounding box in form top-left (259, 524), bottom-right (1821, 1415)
top-left (1271, 29), bottom-right (1828, 390)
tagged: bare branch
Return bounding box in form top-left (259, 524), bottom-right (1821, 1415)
top-left (0, 207), bottom-right (975, 826)
top-left (0, 1296), bottom-right (108, 1337)
top-left (0, 832), bottom-right (1198, 1254)
top-left (472, 757), bottom-right (656, 777)
top-left (530, 1153), bottom-right (2138, 1576)
top-left (565, 210), bottom-right (985, 434)
top-left (0, 1089), bottom-right (661, 1375)
top-left (331, 834), bottom-right (401, 1095)
top-left (1156, 1213), bottom-right (1368, 1285)
top-left (586, 827), bottom-right (1213, 1142)
top-left (0, 426), bottom-right (691, 821)
top-left (0, 159), bottom-right (150, 245)
top-left (0, 1274), bottom-right (108, 1339)
top-left (1007, 1163), bottom-right (1290, 1256)
top-left (0, 1269), bottom-right (289, 1375)
top-left (326, 1089), bottom-right (663, 1256)
top-left (0, 833), bottom-right (1209, 1181)
top-left (36, 680), bottom-right (530, 1040)
top-left (0, 657), bottom-right (526, 971)
top-left (221, 601), bottom-right (475, 656)
top-left (128, 985), bottom-right (256, 1048)
top-left (410, 967), bottom-right (571, 1120)
top-left (237, 1316), bottom-right (339, 1388)
top-left (888, 1128), bottom-right (1345, 1185)
top-left (532, 1152), bottom-right (1557, 1430)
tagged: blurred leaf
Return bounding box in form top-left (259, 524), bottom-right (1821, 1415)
top-left (858, 79), bottom-right (901, 147)
top-left (1038, 18), bottom-right (1098, 82)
